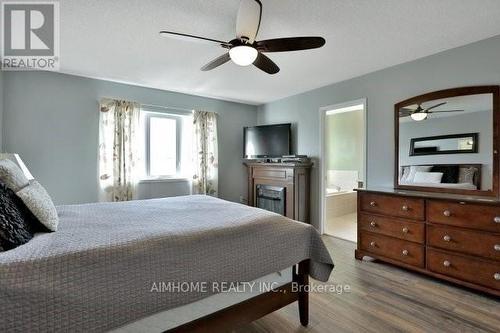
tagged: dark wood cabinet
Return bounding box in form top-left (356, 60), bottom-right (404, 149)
top-left (244, 162), bottom-right (312, 223)
top-left (356, 188), bottom-right (500, 297)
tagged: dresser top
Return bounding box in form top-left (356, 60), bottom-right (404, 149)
top-left (357, 187), bottom-right (500, 204)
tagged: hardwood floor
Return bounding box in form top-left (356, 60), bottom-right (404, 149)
top-left (234, 236), bottom-right (500, 333)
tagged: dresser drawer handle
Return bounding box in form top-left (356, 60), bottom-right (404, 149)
top-left (402, 249), bottom-right (408, 256)
top-left (370, 221), bottom-right (377, 227)
top-left (443, 260), bottom-right (451, 267)
top-left (370, 201), bottom-right (377, 207)
top-left (402, 227), bottom-right (409, 234)
top-left (443, 235), bottom-right (451, 242)
top-left (494, 273), bottom-right (500, 281)
top-left (494, 216), bottom-right (500, 224)
top-left (370, 241), bottom-right (376, 247)
top-left (443, 210), bottom-right (451, 217)
top-left (494, 244), bottom-right (500, 251)
top-left (402, 205), bottom-right (409, 211)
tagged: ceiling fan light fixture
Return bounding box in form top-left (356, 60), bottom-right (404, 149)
top-left (411, 112), bottom-right (428, 121)
top-left (229, 45), bottom-right (258, 66)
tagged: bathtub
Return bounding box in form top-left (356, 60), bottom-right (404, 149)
top-left (325, 188), bottom-right (357, 218)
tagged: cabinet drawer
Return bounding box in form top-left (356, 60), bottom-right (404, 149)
top-left (427, 200), bottom-right (500, 233)
top-left (427, 248), bottom-right (500, 291)
top-left (253, 168), bottom-right (291, 179)
top-left (359, 193), bottom-right (424, 220)
top-left (359, 213), bottom-right (425, 244)
top-left (359, 232), bottom-right (424, 267)
top-left (427, 225), bottom-right (500, 261)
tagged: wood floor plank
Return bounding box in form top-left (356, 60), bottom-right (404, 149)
top-left (234, 236), bottom-right (500, 333)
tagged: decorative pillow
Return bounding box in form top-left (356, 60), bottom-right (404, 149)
top-left (0, 182), bottom-right (39, 252)
top-left (414, 171), bottom-right (443, 184)
top-left (16, 180), bottom-right (58, 231)
top-left (431, 165), bottom-right (459, 183)
top-left (400, 166), bottom-right (410, 182)
top-left (0, 159), bottom-right (29, 192)
top-left (459, 167), bottom-right (478, 185)
top-left (405, 165), bottom-right (433, 183)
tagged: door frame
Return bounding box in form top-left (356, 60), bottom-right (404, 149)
top-left (318, 98), bottom-right (367, 236)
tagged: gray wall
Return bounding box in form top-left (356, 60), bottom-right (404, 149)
top-left (0, 69), bottom-right (3, 149)
top-left (3, 71), bottom-right (257, 205)
top-left (258, 35), bottom-right (500, 229)
top-left (399, 111), bottom-right (492, 190)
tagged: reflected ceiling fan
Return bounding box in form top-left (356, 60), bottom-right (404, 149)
top-left (159, 0), bottom-right (326, 74)
top-left (400, 102), bottom-right (464, 121)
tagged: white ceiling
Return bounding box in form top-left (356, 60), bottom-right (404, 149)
top-left (58, 0), bottom-right (500, 105)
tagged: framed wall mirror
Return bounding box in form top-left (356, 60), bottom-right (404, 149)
top-left (395, 86), bottom-right (500, 196)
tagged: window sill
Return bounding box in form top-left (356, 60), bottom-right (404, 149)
top-left (139, 177), bottom-right (191, 184)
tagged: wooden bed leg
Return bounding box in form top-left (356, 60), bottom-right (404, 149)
top-left (296, 260), bottom-right (309, 327)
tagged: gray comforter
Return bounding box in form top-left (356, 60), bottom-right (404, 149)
top-left (0, 195), bottom-right (334, 332)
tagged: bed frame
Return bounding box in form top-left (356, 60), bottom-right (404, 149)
top-left (165, 260), bottom-right (310, 333)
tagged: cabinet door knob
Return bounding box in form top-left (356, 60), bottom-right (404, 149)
top-left (402, 249), bottom-right (409, 256)
top-left (494, 273), bottom-right (500, 281)
top-left (370, 221), bottom-right (377, 227)
top-left (402, 227), bottom-right (409, 234)
top-left (443, 210), bottom-right (451, 217)
top-left (402, 205), bottom-right (409, 211)
top-left (370, 241), bottom-right (376, 247)
top-left (443, 235), bottom-right (451, 242)
top-left (370, 201), bottom-right (376, 207)
top-left (443, 260), bottom-right (451, 267)
top-left (494, 216), bottom-right (500, 224)
top-left (494, 244), bottom-right (500, 251)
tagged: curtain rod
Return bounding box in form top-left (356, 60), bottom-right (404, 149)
top-left (100, 97), bottom-right (217, 114)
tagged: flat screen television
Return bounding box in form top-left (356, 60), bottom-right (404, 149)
top-left (243, 123), bottom-right (292, 158)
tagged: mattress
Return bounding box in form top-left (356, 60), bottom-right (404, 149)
top-left (0, 195), bottom-right (334, 332)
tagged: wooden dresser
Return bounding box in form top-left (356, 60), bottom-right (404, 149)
top-left (355, 188), bottom-right (500, 297)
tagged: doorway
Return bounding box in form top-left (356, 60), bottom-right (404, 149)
top-left (319, 99), bottom-right (366, 242)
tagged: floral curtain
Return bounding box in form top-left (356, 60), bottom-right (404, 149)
top-left (98, 98), bottom-right (140, 202)
top-left (192, 111), bottom-right (218, 196)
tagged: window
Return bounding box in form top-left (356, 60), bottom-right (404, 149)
top-left (141, 109), bottom-right (193, 180)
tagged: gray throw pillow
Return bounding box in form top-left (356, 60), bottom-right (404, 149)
top-left (0, 159), bottom-right (29, 192)
top-left (16, 180), bottom-right (59, 231)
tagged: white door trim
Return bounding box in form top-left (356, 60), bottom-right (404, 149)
top-left (318, 98), bottom-right (367, 236)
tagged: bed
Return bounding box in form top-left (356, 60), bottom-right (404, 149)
top-left (399, 164), bottom-right (481, 190)
top-left (0, 195), bottom-right (334, 332)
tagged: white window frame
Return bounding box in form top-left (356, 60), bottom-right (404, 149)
top-left (142, 111), bottom-right (183, 180)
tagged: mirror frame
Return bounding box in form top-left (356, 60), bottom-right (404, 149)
top-left (394, 86), bottom-right (500, 197)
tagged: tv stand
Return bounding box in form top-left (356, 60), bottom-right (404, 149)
top-left (244, 161), bottom-right (312, 223)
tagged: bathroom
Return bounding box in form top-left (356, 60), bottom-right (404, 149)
top-left (322, 102), bottom-right (365, 242)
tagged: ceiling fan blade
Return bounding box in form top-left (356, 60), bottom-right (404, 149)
top-left (160, 30), bottom-right (230, 46)
top-left (201, 53), bottom-right (231, 71)
top-left (424, 102), bottom-right (447, 112)
top-left (429, 110), bottom-right (465, 113)
top-left (399, 110), bottom-right (413, 117)
top-left (256, 37), bottom-right (326, 52)
top-left (236, 0), bottom-right (262, 43)
top-left (253, 53), bottom-right (280, 74)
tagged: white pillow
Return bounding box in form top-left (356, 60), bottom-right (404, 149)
top-left (16, 180), bottom-right (59, 231)
top-left (405, 165), bottom-right (433, 183)
top-left (414, 171), bottom-right (443, 184)
top-left (0, 159), bottom-right (29, 192)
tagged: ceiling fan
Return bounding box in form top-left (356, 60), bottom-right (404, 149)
top-left (400, 102), bottom-right (464, 121)
top-left (159, 0), bottom-right (326, 74)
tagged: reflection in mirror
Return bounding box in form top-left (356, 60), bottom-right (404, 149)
top-left (398, 93), bottom-right (493, 191)
top-left (410, 133), bottom-right (478, 156)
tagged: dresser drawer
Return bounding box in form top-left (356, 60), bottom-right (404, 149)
top-left (359, 193), bottom-right (425, 220)
top-left (253, 168), bottom-right (292, 179)
top-left (427, 248), bottom-right (500, 291)
top-left (359, 213), bottom-right (425, 244)
top-left (427, 200), bottom-right (500, 233)
top-left (427, 225), bottom-right (500, 261)
top-left (359, 232), bottom-right (424, 267)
